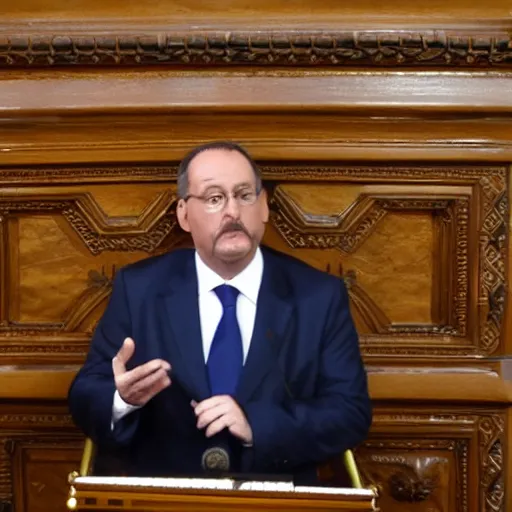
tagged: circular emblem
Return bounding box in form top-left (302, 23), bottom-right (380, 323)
top-left (201, 446), bottom-right (230, 472)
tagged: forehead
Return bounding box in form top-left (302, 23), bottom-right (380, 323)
top-left (187, 149), bottom-right (256, 190)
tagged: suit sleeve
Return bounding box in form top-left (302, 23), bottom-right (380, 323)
top-left (242, 279), bottom-right (372, 472)
top-left (68, 269), bottom-right (141, 447)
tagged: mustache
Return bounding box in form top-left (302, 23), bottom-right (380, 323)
top-left (216, 221), bottom-right (250, 239)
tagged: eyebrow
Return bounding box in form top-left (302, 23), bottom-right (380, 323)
top-left (200, 182), bottom-right (254, 194)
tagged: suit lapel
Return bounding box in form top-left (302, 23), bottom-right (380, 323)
top-left (160, 256), bottom-right (211, 401)
top-left (236, 250), bottom-right (293, 405)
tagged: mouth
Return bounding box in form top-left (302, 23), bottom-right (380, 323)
top-left (220, 230), bottom-right (246, 239)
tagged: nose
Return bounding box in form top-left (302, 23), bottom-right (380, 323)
top-left (223, 194), bottom-right (241, 218)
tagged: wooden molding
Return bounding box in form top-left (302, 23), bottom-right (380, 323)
top-left (1, 71), bottom-right (512, 116)
top-left (0, 28), bottom-right (511, 69)
top-left (0, 365), bottom-right (509, 403)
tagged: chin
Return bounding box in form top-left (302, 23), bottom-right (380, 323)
top-left (215, 242), bottom-right (252, 262)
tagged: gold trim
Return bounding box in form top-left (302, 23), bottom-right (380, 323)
top-left (80, 438), bottom-right (95, 476)
top-left (344, 449), bottom-right (364, 489)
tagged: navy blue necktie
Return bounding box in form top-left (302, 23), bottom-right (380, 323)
top-left (206, 284), bottom-right (243, 396)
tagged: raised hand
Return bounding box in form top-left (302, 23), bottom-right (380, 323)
top-left (112, 337), bottom-right (171, 406)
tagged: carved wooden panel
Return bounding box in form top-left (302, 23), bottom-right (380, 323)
top-left (0, 164), bottom-right (507, 363)
top-left (0, 408), bottom-right (81, 512)
top-left (0, 407), bottom-right (505, 512)
top-left (13, 441), bottom-right (83, 512)
top-left (0, 180), bottom-right (188, 362)
top-left (355, 410), bottom-right (505, 512)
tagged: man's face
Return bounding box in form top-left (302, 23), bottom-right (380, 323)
top-left (177, 149), bottom-right (269, 266)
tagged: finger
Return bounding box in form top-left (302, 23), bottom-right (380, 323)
top-left (196, 402), bottom-right (230, 429)
top-left (205, 414), bottom-right (235, 438)
top-left (143, 376), bottom-right (172, 402)
top-left (190, 400), bottom-right (198, 408)
top-left (120, 359), bottom-right (170, 388)
top-left (130, 367), bottom-right (171, 396)
top-left (112, 338), bottom-right (135, 376)
top-left (121, 369), bottom-right (171, 405)
top-left (117, 337), bottom-right (135, 365)
top-left (194, 395), bottom-right (231, 416)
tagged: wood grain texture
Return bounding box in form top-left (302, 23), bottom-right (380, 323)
top-left (70, 486), bottom-right (376, 512)
top-left (0, 366), bottom-right (510, 403)
top-left (3, 0), bottom-right (510, 20)
top-left (3, 115), bottom-right (512, 165)
top-left (1, 72), bottom-right (512, 116)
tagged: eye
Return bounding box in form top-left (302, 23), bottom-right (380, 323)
top-left (206, 194), bottom-right (223, 206)
top-left (240, 191), bottom-right (255, 202)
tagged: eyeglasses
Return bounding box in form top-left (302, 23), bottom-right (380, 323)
top-left (184, 185), bottom-right (262, 213)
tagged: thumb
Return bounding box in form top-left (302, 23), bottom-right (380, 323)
top-left (112, 337), bottom-right (135, 376)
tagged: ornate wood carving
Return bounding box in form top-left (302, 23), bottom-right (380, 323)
top-left (0, 215), bottom-right (7, 327)
top-left (479, 416), bottom-right (505, 512)
top-left (359, 440), bottom-right (466, 511)
top-left (0, 439), bottom-right (10, 511)
top-left (479, 176), bottom-right (508, 354)
top-left (271, 189), bottom-right (469, 338)
top-left (0, 166), bottom-right (175, 185)
top-left (268, 165), bottom-right (507, 356)
top-left (0, 191), bottom-right (178, 255)
top-left (0, 163), bottom-right (507, 361)
top-left (0, 30), bottom-right (511, 68)
top-left (355, 411), bottom-right (507, 512)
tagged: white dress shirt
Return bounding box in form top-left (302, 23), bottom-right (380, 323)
top-left (111, 248), bottom-right (264, 425)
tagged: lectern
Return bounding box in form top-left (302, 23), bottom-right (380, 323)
top-left (67, 440), bottom-right (379, 511)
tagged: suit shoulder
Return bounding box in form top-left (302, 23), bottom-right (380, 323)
top-left (117, 248), bottom-right (194, 282)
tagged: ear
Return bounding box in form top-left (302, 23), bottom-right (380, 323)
top-left (259, 188), bottom-right (270, 223)
top-left (177, 199), bottom-right (191, 232)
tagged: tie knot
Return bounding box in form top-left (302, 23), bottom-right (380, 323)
top-left (214, 284), bottom-right (239, 309)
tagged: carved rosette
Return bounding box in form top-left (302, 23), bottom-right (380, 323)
top-left (357, 436), bottom-right (469, 512)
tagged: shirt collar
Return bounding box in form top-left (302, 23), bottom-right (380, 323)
top-left (195, 247), bottom-right (263, 305)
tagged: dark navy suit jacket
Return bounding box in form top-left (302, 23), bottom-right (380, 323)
top-left (68, 246), bottom-right (372, 484)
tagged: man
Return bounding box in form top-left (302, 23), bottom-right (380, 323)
top-left (68, 141), bottom-right (372, 484)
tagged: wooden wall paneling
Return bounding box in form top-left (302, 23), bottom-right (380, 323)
top-left (3, 112), bottom-right (512, 166)
top-left (355, 407), bottom-right (508, 512)
top-left (0, 163), bottom-right (507, 365)
top-left (506, 166), bottom-right (512, 356)
top-left (0, 161), bottom-right (509, 511)
top-left (0, 213), bottom-right (8, 329)
top-left (0, 3), bottom-right (511, 510)
top-left (0, 403), bottom-right (82, 512)
top-left (2, 0), bottom-right (512, 23)
top-left (3, 72), bottom-right (512, 116)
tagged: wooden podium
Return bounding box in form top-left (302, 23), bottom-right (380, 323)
top-left (68, 476), bottom-right (378, 512)
top-left (66, 440), bottom-right (379, 511)
top-left (66, 476), bottom-right (378, 511)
